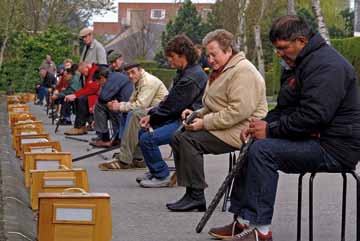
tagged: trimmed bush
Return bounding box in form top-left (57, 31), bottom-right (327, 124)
top-left (146, 68), bottom-right (176, 88)
top-left (135, 59), bottom-right (159, 69)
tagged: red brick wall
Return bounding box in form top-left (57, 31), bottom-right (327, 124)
top-left (118, 2), bottom-right (213, 27)
top-left (93, 22), bottom-right (121, 36)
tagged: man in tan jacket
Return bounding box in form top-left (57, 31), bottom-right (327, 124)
top-left (98, 63), bottom-right (168, 170)
top-left (168, 29), bottom-right (268, 213)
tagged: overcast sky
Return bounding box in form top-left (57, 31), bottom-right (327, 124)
top-left (90, 0), bottom-right (216, 24)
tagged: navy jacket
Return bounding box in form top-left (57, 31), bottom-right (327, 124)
top-left (41, 72), bottom-right (57, 88)
top-left (98, 72), bottom-right (134, 104)
top-left (148, 64), bottom-right (207, 127)
top-left (266, 33), bottom-right (360, 169)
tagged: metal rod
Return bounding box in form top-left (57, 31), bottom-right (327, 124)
top-left (309, 173), bottom-right (316, 241)
top-left (72, 144), bottom-right (121, 162)
top-left (350, 171), bottom-right (360, 241)
top-left (341, 172), bottom-right (347, 241)
top-left (297, 173), bottom-right (305, 241)
top-left (65, 136), bottom-right (89, 143)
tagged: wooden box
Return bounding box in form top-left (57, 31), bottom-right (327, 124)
top-left (12, 120), bottom-right (43, 134)
top-left (12, 125), bottom-right (44, 149)
top-left (23, 152), bottom-right (72, 188)
top-left (30, 168), bottom-right (88, 210)
top-left (21, 141), bottom-right (62, 169)
top-left (9, 113), bottom-right (36, 127)
top-left (15, 134), bottom-right (50, 157)
top-left (38, 191), bottom-right (112, 241)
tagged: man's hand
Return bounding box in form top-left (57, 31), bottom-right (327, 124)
top-left (184, 118), bottom-right (204, 131)
top-left (65, 94), bottom-right (76, 102)
top-left (107, 100), bottom-right (121, 112)
top-left (181, 109), bottom-right (193, 120)
top-left (51, 95), bottom-right (58, 101)
top-left (240, 128), bottom-right (251, 144)
top-left (140, 115), bottom-right (151, 129)
top-left (248, 119), bottom-right (267, 140)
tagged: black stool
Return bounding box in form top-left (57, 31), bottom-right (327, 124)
top-left (297, 170), bottom-right (360, 241)
top-left (222, 151), bottom-right (237, 211)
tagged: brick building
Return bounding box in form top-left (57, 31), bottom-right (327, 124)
top-left (93, 0), bottom-right (214, 37)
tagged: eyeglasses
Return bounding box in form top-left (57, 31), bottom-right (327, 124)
top-left (273, 40), bottom-right (297, 54)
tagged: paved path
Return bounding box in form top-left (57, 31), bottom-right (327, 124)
top-left (30, 103), bottom-right (359, 241)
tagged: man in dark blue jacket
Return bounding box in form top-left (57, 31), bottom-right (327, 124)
top-left (209, 16), bottom-right (360, 241)
top-left (137, 34), bottom-right (207, 188)
top-left (35, 67), bottom-right (57, 105)
top-left (90, 67), bottom-right (133, 147)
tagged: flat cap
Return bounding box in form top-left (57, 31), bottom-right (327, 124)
top-left (123, 62), bottom-right (141, 71)
top-left (107, 51), bottom-right (123, 63)
top-left (79, 27), bottom-right (93, 37)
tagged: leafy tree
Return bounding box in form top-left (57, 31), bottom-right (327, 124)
top-left (340, 8), bottom-right (354, 37)
top-left (156, 0), bottom-right (216, 66)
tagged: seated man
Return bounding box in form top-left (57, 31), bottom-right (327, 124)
top-left (137, 34), bottom-right (208, 188)
top-left (35, 67), bottom-right (57, 106)
top-left (209, 16), bottom-right (360, 241)
top-left (64, 62), bottom-right (99, 135)
top-left (90, 66), bottom-right (133, 147)
top-left (167, 29), bottom-right (268, 212)
top-left (98, 62), bottom-right (168, 170)
top-left (51, 64), bottom-right (81, 128)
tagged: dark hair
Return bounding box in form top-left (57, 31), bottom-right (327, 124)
top-left (64, 64), bottom-right (78, 76)
top-left (93, 66), bottom-right (110, 81)
top-left (269, 15), bottom-right (314, 43)
top-left (164, 34), bottom-right (198, 65)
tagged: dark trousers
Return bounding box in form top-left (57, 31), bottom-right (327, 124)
top-left (74, 96), bottom-right (90, 128)
top-left (171, 130), bottom-right (237, 189)
top-left (56, 98), bottom-right (71, 120)
top-left (229, 138), bottom-right (344, 225)
top-left (94, 101), bottom-right (125, 140)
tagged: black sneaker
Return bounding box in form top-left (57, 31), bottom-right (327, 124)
top-left (58, 119), bottom-right (72, 125)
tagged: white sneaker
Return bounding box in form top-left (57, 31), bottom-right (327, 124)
top-left (140, 175), bottom-right (171, 188)
top-left (136, 172), bottom-right (153, 184)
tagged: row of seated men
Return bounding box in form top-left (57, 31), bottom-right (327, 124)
top-left (33, 14), bottom-right (360, 241)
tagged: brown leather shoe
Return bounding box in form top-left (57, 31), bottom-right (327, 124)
top-left (209, 221), bottom-right (247, 239)
top-left (64, 127), bottom-right (88, 135)
top-left (231, 229), bottom-right (273, 241)
top-left (89, 139), bottom-right (112, 148)
top-left (111, 139), bottom-right (121, 146)
top-left (132, 159), bottom-right (146, 168)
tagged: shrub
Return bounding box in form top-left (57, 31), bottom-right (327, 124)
top-left (146, 68), bottom-right (176, 88)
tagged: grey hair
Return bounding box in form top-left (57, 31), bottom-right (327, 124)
top-left (202, 29), bottom-right (237, 53)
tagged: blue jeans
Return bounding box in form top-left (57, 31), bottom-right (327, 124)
top-left (139, 120), bottom-right (181, 179)
top-left (229, 138), bottom-right (344, 225)
top-left (37, 86), bottom-right (48, 104)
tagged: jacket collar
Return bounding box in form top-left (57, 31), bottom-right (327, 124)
top-left (295, 33), bottom-right (327, 66)
top-left (89, 39), bottom-right (97, 49)
top-left (222, 52), bottom-right (246, 73)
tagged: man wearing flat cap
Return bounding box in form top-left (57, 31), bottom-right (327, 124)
top-left (107, 51), bottom-right (124, 72)
top-left (98, 62), bottom-right (168, 170)
top-left (79, 27), bottom-right (107, 65)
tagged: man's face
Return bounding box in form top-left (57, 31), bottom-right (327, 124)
top-left (97, 76), bottom-right (106, 86)
top-left (205, 40), bottom-right (232, 71)
top-left (40, 69), bottom-right (47, 78)
top-left (273, 37), bottom-right (308, 67)
top-left (167, 52), bottom-right (186, 69)
top-left (111, 57), bottom-right (124, 70)
top-left (82, 33), bottom-right (92, 45)
top-left (64, 62), bottom-right (72, 69)
top-left (126, 67), bottom-right (142, 83)
top-left (63, 71), bottom-right (72, 81)
top-left (78, 65), bottom-right (89, 76)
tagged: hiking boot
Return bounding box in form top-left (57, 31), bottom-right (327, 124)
top-left (209, 221), bottom-right (247, 239)
top-left (89, 139), bottom-right (112, 148)
top-left (136, 172), bottom-right (153, 184)
top-left (140, 175), bottom-right (172, 188)
top-left (231, 228), bottom-right (273, 241)
top-left (64, 127), bottom-right (88, 135)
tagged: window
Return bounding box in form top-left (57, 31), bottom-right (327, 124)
top-left (151, 9), bottom-right (166, 20)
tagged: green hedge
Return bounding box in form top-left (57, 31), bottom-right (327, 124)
top-left (135, 59), bottom-right (159, 69)
top-left (146, 68), bottom-right (176, 88)
top-left (331, 37), bottom-right (360, 80)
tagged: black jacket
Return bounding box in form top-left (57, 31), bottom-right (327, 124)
top-left (266, 33), bottom-right (360, 169)
top-left (41, 72), bottom-right (57, 88)
top-left (148, 64), bottom-right (207, 127)
top-left (98, 72), bottom-right (134, 104)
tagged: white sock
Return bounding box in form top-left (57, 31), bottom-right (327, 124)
top-left (250, 224), bottom-right (271, 235)
top-left (237, 217), bottom-right (250, 226)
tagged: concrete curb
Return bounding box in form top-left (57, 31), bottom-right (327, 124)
top-left (0, 98), bottom-right (37, 241)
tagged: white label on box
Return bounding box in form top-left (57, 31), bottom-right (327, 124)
top-left (30, 147), bottom-right (53, 153)
top-left (21, 131), bottom-right (38, 135)
top-left (36, 160), bottom-right (60, 170)
top-left (21, 138), bottom-right (48, 144)
top-left (44, 179), bottom-right (75, 187)
top-left (55, 208), bottom-right (93, 221)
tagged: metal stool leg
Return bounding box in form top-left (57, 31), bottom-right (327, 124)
top-left (222, 152), bottom-right (234, 211)
top-left (297, 173), bottom-right (305, 241)
top-left (309, 173), bottom-right (316, 241)
top-left (350, 171), bottom-right (360, 241)
top-left (341, 172), bottom-right (347, 241)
